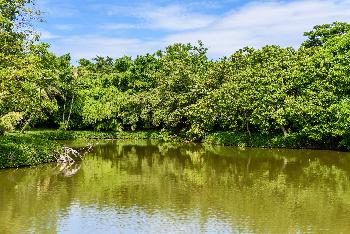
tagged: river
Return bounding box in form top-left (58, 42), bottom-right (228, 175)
top-left (1, 140), bottom-right (350, 233)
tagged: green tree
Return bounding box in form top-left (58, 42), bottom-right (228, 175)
top-left (302, 22), bottom-right (350, 48)
top-left (0, 0), bottom-right (71, 133)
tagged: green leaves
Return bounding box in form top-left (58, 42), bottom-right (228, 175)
top-left (65, 25), bottom-right (350, 148)
top-left (303, 22), bottom-right (350, 48)
top-left (2, 15), bottom-right (350, 150)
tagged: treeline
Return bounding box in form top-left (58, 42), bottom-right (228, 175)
top-left (1, 1), bottom-right (350, 149)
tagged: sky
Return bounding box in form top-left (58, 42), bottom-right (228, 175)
top-left (38, 0), bottom-right (350, 62)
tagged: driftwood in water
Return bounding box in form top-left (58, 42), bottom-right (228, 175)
top-left (56, 147), bottom-right (79, 163)
top-left (55, 145), bottom-right (93, 177)
top-left (59, 163), bottom-right (81, 177)
top-left (56, 145), bottom-right (93, 164)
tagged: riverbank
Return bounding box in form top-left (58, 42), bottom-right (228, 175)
top-left (204, 132), bottom-right (346, 150)
top-left (22, 130), bottom-right (176, 141)
top-left (0, 130), bottom-right (348, 168)
top-left (0, 134), bottom-right (62, 168)
top-left (0, 130), bottom-right (177, 168)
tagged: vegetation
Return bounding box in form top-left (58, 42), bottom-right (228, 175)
top-left (0, 130), bottom-right (179, 168)
top-left (1, 1), bottom-right (350, 168)
top-left (0, 134), bottom-right (61, 168)
top-left (23, 129), bottom-right (177, 141)
top-left (33, 22), bottom-right (350, 150)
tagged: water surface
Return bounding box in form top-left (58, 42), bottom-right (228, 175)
top-left (1, 140), bottom-right (350, 233)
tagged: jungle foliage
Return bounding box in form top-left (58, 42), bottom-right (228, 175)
top-left (0, 133), bottom-right (61, 168)
top-left (1, 1), bottom-right (350, 150)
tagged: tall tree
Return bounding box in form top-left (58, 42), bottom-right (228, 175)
top-left (302, 22), bottom-right (350, 48)
top-left (0, 0), bottom-right (71, 133)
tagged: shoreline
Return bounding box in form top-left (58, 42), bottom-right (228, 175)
top-left (0, 129), bottom-right (347, 169)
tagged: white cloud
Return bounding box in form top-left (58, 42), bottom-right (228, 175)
top-left (104, 4), bottom-right (217, 31)
top-left (44, 0), bottom-right (350, 60)
top-left (40, 30), bottom-right (61, 40)
top-left (54, 24), bottom-right (76, 31)
top-left (164, 0), bottom-right (350, 57)
top-left (99, 23), bottom-right (140, 30)
top-left (137, 4), bottom-right (217, 31)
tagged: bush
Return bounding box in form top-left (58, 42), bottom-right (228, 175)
top-left (0, 112), bottom-right (24, 134)
top-left (0, 134), bottom-right (62, 168)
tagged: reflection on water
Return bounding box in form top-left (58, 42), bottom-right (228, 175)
top-left (58, 163), bottom-right (81, 177)
top-left (1, 140), bottom-right (350, 233)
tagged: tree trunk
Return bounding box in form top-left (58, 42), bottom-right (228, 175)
top-left (21, 116), bottom-right (32, 133)
top-left (62, 102), bottom-right (66, 123)
top-left (244, 112), bottom-right (251, 136)
top-left (281, 126), bottom-right (288, 137)
top-left (246, 121), bottom-right (251, 136)
top-left (65, 94), bottom-right (74, 130)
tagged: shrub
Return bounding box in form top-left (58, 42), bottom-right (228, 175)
top-left (0, 112), bottom-right (24, 134)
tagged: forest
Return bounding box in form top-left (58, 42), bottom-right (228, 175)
top-left (2, 0), bottom-right (350, 167)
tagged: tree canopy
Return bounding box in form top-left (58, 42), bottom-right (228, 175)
top-left (1, 1), bottom-right (350, 149)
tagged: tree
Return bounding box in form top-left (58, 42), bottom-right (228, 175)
top-left (0, 0), bottom-right (40, 55)
top-left (0, 0), bottom-right (71, 133)
top-left (302, 22), bottom-right (350, 48)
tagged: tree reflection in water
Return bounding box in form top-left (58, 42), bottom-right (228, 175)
top-left (1, 140), bottom-right (350, 233)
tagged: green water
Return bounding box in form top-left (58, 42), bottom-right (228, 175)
top-left (1, 140), bottom-right (350, 233)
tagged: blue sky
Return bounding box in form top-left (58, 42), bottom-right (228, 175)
top-left (38, 0), bottom-right (350, 62)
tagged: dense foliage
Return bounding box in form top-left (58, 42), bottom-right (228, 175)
top-left (1, 1), bottom-right (350, 150)
top-left (0, 0), bottom-right (73, 134)
top-left (0, 133), bottom-right (61, 168)
top-left (62, 22), bottom-right (350, 149)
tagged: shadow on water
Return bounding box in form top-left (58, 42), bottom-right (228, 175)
top-left (1, 140), bottom-right (350, 233)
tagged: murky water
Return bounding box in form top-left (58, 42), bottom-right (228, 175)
top-left (1, 140), bottom-right (350, 233)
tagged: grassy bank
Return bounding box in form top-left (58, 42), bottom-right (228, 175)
top-left (0, 130), bottom-right (179, 168)
top-left (27, 129), bottom-right (348, 150)
top-left (1, 130), bottom-right (348, 169)
top-left (204, 132), bottom-right (347, 150)
top-left (0, 134), bottom-right (62, 169)
top-left (22, 129), bottom-right (178, 141)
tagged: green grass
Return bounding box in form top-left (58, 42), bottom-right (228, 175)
top-left (0, 129), bottom-right (346, 169)
top-left (0, 134), bottom-right (63, 169)
top-left (204, 131), bottom-right (344, 150)
top-left (0, 129), bottom-right (181, 168)
top-left (21, 129), bottom-right (180, 141)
